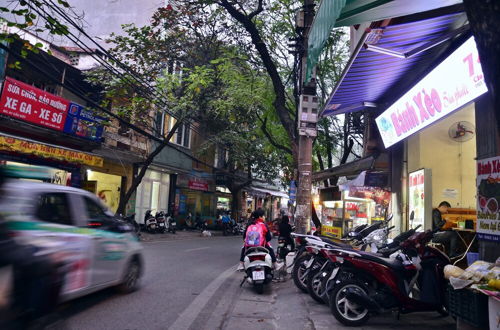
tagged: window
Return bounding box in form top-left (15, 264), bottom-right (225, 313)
top-left (36, 193), bottom-right (73, 225)
top-left (84, 197), bottom-right (111, 222)
top-left (163, 115), bottom-right (191, 148)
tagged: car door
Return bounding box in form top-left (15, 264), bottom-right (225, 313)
top-left (81, 195), bottom-right (128, 286)
top-left (33, 191), bottom-right (94, 295)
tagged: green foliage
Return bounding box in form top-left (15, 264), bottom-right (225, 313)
top-left (0, 0), bottom-right (72, 57)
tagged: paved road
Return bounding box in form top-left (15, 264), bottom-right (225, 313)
top-left (64, 235), bottom-right (243, 330)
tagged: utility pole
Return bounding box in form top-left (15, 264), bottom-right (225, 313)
top-left (294, 0), bottom-right (317, 234)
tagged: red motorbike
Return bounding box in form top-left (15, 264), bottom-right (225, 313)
top-left (324, 225), bottom-right (450, 326)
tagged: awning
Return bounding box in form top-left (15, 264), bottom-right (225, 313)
top-left (306, 0), bottom-right (463, 82)
top-left (246, 186), bottom-right (289, 199)
top-left (312, 153), bottom-right (388, 182)
top-left (321, 9), bottom-right (469, 117)
top-left (0, 133), bottom-right (103, 167)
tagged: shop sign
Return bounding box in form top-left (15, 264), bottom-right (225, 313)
top-left (321, 225), bottom-right (342, 238)
top-left (0, 77), bottom-right (69, 131)
top-left (63, 103), bottom-right (105, 142)
top-left (289, 180), bottom-right (297, 201)
top-left (0, 135), bottom-right (103, 167)
top-left (376, 37), bottom-right (487, 148)
top-left (476, 156), bottom-right (500, 241)
top-left (409, 169), bottom-right (425, 230)
top-left (188, 179), bottom-right (208, 191)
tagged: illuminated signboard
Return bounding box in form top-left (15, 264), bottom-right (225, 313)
top-left (376, 37), bottom-right (487, 148)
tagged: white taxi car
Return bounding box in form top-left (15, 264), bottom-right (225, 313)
top-left (0, 180), bottom-right (143, 302)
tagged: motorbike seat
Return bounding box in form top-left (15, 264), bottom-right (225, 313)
top-left (357, 251), bottom-right (404, 270)
top-left (246, 246), bottom-right (269, 254)
top-left (319, 236), bottom-right (352, 249)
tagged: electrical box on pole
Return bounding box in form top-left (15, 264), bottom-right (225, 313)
top-left (298, 94), bottom-right (319, 137)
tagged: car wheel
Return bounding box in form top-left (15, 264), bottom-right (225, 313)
top-left (117, 258), bottom-right (141, 294)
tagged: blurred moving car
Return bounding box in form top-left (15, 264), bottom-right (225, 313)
top-left (0, 181), bottom-right (143, 302)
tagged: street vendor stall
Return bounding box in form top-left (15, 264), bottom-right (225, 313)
top-left (319, 172), bottom-right (391, 238)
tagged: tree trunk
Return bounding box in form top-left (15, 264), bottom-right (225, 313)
top-left (116, 120), bottom-right (182, 215)
top-left (463, 0), bottom-right (500, 131)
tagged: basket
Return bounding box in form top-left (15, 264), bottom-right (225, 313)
top-left (447, 285), bottom-right (489, 328)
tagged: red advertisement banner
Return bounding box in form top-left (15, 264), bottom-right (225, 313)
top-left (188, 179), bottom-right (209, 191)
top-left (0, 77), bottom-right (69, 131)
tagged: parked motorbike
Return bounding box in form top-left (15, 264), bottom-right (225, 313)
top-left (164, 214), bottom-right (176, 234)
top-left (290, 218), bottom-right (393, 294)
top-left (314, 225), bottom-right (422, 305)
top-left (155, 211), bottom-right (167, 233)
top-left (144, 210), bottom-right (157, 233)
top-left (241, 246), bottom-right (274, 294)
top-left (326, 223), bottom-right (448, 326)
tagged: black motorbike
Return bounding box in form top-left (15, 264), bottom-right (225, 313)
top-left (155, 211), bottom-right (167, 233)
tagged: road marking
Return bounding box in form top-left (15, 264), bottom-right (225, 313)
top-left (168, 264), bottom-right (237, 330)
top-left (185, 247), bottom-right (210, 252)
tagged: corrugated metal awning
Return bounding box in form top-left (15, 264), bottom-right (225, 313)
top-left (306, 0), bottom-right (463, 82)
top-left (321, 10), bottom-right (469, 117)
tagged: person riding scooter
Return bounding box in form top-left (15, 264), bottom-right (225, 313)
top-left (239, 209), bottom-right (276, 270)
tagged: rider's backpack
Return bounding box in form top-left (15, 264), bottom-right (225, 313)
top-left (244, 223), bottom-right (265, 247)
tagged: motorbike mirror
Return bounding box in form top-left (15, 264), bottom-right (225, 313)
top-left (410, 211), bottom-right (415, 221)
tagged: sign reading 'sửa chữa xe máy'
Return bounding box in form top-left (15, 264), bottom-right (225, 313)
top-left (376, 36), bottom-right (487, 148)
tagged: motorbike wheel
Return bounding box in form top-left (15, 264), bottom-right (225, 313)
top-left (255, 283), bottom-right (264, 294)
top-left (307, 267), bottom-right (326, 304)
top-left (292, 254), bottom-right (312, 293)
top-left (329, 279), bottom-right (370, 326)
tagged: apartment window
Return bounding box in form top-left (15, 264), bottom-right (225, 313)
top-left (164, 115), bottom-right (191, 148)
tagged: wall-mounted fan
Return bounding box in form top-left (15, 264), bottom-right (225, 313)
top-left (448, 121), bottom-right (475, 142)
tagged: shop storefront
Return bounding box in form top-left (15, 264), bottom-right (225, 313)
top-left (0, 133), bottom-right (103, 187)
top-left (319, 175), bottom-right (391, 238)
top-left (134, 168), bottom-right (171, 224)
top-left (175, 172), bottom-right (216, 224)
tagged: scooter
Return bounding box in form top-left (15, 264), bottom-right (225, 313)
top-left (144, 210), bottom-right (157, 233)
top-left (241, 246), bottom-right (274, 294)
top-left (326, 223), bottom-right (449, 326)
top-left (166, 214), bottom-right (177, 234)
top-left (313, 225), bottom-right (422, 305)
top-left (155, 211), bottom-right (167, 233)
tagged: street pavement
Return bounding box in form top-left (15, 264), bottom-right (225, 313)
top-left (60, 234), bottom-right (457, 330)
top-left (62, 233), bottom-right (242, 330)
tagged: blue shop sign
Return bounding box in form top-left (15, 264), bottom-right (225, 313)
top-left (63, 103), bottom-right (105, 142)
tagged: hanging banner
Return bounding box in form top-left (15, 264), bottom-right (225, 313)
top-left (63, 103), bottom-right (105, 142)
top-left (0, 77), bottom-right (69, 131)
top-left (0, 135), bottom-right (103, 167)
top-left (376, 37), bottom-right (487, 148)
top-left (476, 156), bottom-right (500, 241)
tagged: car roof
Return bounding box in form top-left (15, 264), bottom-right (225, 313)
top-left (3, 179), bottom-right (96, 197)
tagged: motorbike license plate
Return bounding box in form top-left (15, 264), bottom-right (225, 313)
top-left (159, 223), bottom-right (165, 227)
top-left (171, 222), bottom-right (176, 226)
top-left (252, 270), bottom-right (265, 281)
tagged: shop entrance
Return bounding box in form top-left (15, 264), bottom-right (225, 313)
top-left (84, 169), bottom-right (122, 213)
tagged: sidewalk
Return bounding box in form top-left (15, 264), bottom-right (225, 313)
top-left (139, 229), bottom-right (226, 242)
top-left (212, 272), bottom-right (456, 330)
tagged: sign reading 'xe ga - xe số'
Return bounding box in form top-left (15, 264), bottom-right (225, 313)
top-left (0, 77), bottom-right (69, 131)
top-left (376, 37), bottom-right (488, 148)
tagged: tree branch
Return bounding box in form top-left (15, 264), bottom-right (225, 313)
top-left (248, 0), bottom-right (264, 21)
top-left (256, 113), bottom-right (293, 155)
